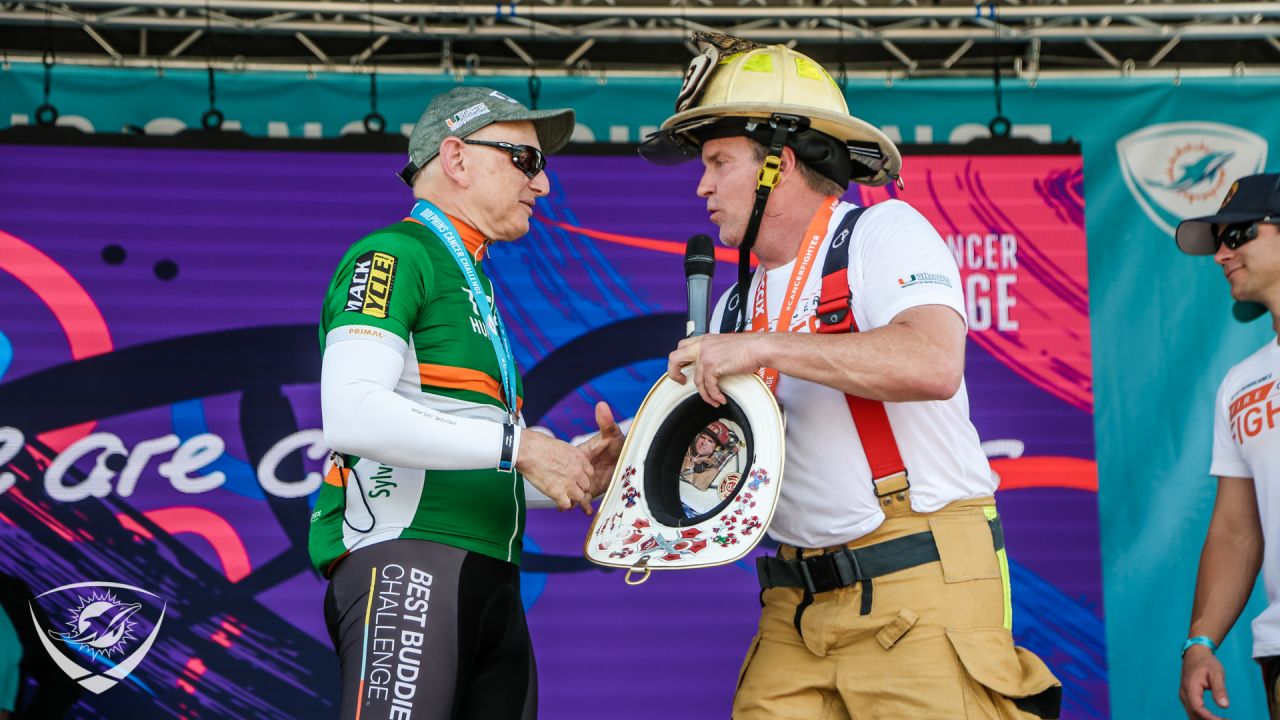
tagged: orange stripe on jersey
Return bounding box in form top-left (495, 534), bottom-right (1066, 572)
top-left (1229, 382), bottom-right (1276, 421)
top-left (324, 464), bottom-right (346, 487)
top-left (418, 363), bottom-right (523, 413)
top-left (402, 213), bottom-right (488, 259)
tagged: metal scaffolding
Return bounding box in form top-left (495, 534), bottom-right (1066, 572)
top-left (2, 0), bottom-right (1280, 77)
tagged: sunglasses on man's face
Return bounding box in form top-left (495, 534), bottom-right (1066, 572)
top-left (463, 139), bottom-right (546, 179)
top-left (1213, 222), bottom-right (1280, 252)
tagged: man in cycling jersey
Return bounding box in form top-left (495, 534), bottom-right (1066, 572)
top-left (312, 86), bottom-right (623, 720)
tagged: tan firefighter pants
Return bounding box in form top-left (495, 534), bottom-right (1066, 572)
top-left (733, 495), bottom-right (1061, 719)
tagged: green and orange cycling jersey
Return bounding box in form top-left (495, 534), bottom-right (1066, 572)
top-left (308, 216), bottom-right (527, 576)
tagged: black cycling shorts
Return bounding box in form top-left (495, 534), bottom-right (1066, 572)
top-left (324, 539), bottom-right (536, 720)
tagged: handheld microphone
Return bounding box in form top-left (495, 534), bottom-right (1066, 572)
top-left (684, 234), bottom-right (716, 337)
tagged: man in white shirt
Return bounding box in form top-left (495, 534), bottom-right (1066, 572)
top-left (642, 32), bottom-right (1060, 719)
top-left (1176, 172), bottom-right (1280, 720)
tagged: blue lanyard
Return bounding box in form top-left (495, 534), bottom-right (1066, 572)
top-left (409, 199), bottom-right (519, 422)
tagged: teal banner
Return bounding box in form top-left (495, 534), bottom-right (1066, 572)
top-left (4, 63), bottom-right (1280, 718)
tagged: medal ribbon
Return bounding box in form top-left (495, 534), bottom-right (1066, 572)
top-left (408, 199), bottom-right (519, 421)
top-left (750, 196), bottom-right (840, 393)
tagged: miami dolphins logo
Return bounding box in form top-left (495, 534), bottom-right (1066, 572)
top-left (29, 581), bottom-right (167, 694)
top-left (1146, 143), bottom-right (1233, 202)
top-left (1116, 122), bottom-right (1268, 236)
top-left (50, 590), bottom-right (141, 658)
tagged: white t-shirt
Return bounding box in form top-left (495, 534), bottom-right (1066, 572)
top-left (1210, 338), bottom-right (1280, 658)
top-left (710, 199), bottom-right (995, 549)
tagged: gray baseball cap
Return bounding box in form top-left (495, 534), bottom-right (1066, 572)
top-left (399, 86), bottom-right (576, 186)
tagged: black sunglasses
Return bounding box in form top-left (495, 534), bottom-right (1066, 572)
top-left (1214, 222), bottom-right (1280, 252)
top-left (463, 139), bottom-right (546, 179)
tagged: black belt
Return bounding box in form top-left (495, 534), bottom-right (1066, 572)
top-left (757, 517), bottom-right (1004, 595)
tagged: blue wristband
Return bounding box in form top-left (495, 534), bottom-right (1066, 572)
top-left (1181, 636), bottom-right (1218, 657)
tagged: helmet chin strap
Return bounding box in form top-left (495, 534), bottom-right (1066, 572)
top-left (736, 114), bottom-right (802, 332)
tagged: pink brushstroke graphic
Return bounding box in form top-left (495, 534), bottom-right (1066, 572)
top-left (118, 507), bottom-right (252, 583)
top-left (860, 159), bottom-right (1093, 411)
top-left (536, 216), bottom-right (753, 266)
top-left (0, 229), bottom-right (114, 448)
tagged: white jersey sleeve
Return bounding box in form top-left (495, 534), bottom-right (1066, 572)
top-left (321, 327), bottom-right (520, 471)
top-left (853, 199), bottom-right (966, 329)
top-left (1210, 371), bottom-right (1251, 479)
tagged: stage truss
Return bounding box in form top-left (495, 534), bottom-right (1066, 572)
top-left (1, 0), bottom-right (1279, 78)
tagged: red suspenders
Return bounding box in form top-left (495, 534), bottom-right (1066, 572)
top-left (813, 208), bottom-right (910, 500)
top-left (722, 205), bottom-right (910, 500)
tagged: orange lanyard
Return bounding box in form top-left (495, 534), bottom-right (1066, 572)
top-left (750, 196), bottom-right (840, 393)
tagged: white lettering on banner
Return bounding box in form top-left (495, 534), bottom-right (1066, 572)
top-left (2, 420), bottom-right (1031, 505)
top-left (115, 434), bottom-right (182, 496)
top-left (339, 119), bottom-right (369, 136)
top-left (15, 430), bottom-right (319, 501)
top-left (996, 275), bottom-right (1018, 331)
top-left (2, 114), bottom-right (93, 132)
top-left (45, 433), bottom-right (127, 501)
top-left (57, 115), bottom-right (95, 133)
top-left (160, 433), bottom-right (227, 493)
top-left (144, 117), bottom-right (187, 135)
top-left (967, 275), bottom-right (992, 330)
top-left (945, 233), bottom-right (1019, 270)
top-left (949, 123), bottom-right (1052, 144)
top-left (981, 438), bottom-right (1025, 459)
top-left (944, 233), bottom-right (1019, 332)
top-left (0, 426), bottom-right (24, 494)
top-left (256, 429), bottom-right (326, 498)
top-left (965, 275), bottom-right (1019, 332)
top-left (880, 124), bottom-right (1050, 144)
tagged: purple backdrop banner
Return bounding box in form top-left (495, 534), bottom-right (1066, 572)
top-left (0, 140), bottom-right (1104, 718)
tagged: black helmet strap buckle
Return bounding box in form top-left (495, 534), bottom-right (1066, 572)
top-left (735, 114), bottom-right (803, 331)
